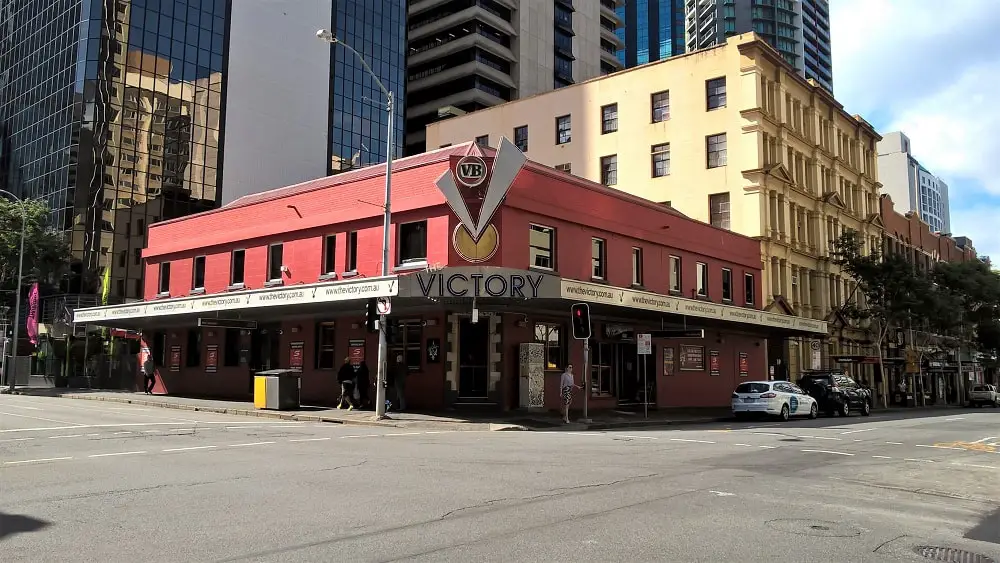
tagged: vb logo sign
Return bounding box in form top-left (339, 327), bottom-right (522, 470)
top-left (454, 155), bottom-right (487, 188)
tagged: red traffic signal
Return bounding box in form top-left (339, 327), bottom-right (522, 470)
top-left (570, 303), bottom-right (591, 340)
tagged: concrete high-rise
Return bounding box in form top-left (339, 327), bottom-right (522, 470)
top-left (404, 0), bottom-right (624, 156)
top-left (222, 0), bottom-right (406, 204)
top-left (615, 0), bottom-right (686, 67)
top-left (877, 131), bottom-right (952, 235)
top-left (684, 0), bottom-right (832, 92)
top-left (0, 0), bottom-right (230, 305)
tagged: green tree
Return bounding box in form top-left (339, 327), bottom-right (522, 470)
top-left (831, 231), bottom-right (934, 406)
top-left (932, 260), bottom-right (1000, 365)
top-left (0, 198), bottom-right (72, 304)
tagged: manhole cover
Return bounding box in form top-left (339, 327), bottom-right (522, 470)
top-left (765, 519), bottom-right (862, 538)
top-left (915, 546), bottom-right (995, 563)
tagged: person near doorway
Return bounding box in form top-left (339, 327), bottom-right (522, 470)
top-left (337, 357), bottom-right (356, 410)
top-left (141, 355), bottom-right (155, 395)
top-left (389, 354), bottom-right (408, 412)
top-left (560, 363), bottom-right (582, 424)
top-left (356, 360), bottom-right (372, 409)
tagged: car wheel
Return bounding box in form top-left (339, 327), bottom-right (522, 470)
top-left (840, 401), bottom-right (850, 417)
top-left (809, 403), bottom-right (818, 419)
top-left (734, 412), bottom-right (747, 420)
top-left (779, 404), bottom-right (789, 421)
top-left (861, 400), bottom-right (871, 416)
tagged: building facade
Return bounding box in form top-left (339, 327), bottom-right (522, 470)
top-left (426, 34), bottom-right (881, 385)
top-left (615, 0), bottom-right (686, 67)
top-left (877, 131), bottom-right (951, 235)
top-left (0, 0), bottom-right (229, 315)
top-left (73, 141), bottom-right (824, 411)
top-left (404, 0), bottom-right (624, 156)
top-left (222, 0), bottom-right (406, 204)
top-left (684, 0), bottom-right (832, 93)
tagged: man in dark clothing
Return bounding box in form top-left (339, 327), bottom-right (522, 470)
top-left (356, 361), bottom-right (371, 408)
top-left (388, 354), bottom-right (408, 412)
top-left (337, 357), bottom-right (356, 410)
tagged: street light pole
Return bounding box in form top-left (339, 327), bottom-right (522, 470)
top-left (0, 189), bottom-right (28, 392)
top-left (317, 29), bottom-right (394, 419)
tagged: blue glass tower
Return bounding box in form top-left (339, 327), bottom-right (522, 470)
top-left (616, 0), bottom-right (685, 67)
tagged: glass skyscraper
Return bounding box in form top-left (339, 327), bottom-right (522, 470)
top-left (0, 0), bottom-right (228, 303)
top-left (329, 0), bottom-right (405, 169)
top-left (616, 0), bottom-right (686, 67)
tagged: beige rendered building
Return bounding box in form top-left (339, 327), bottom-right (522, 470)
top-left (427, 33), bottom-right (884, 385)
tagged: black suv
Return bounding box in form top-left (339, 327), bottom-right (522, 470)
top-left (798, 371), bottom-right (872, 417)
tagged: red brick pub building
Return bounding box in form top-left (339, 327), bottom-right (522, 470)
top-left (75, 140), bottom-right (826, 412)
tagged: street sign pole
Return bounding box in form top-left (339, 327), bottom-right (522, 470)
top-left (637, 333), bottom-right (652, 419)
top-left (582, 340), bottom-right (591, 423)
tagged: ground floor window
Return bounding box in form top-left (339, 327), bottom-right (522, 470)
top-left (185, 329), bottom-right (201, 367)
top-left (224, 328), bottom-right (241, 367)
top-left (315, 323), bottom-right (336, 369)
top-left (390, 319), bottom-right (423, 371)
top-left (590, 341), bottom-right (614, 396)
top-left (533, 322), bottom-right (564, 370)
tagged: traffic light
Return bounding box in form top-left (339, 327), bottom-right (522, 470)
top-left (571, 303), bottom-right (591, 340)
top-left (365, 298), bottom-right (378, 333)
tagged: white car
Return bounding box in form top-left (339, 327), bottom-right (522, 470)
top-left (969, 384), bottom-right (999, 408)
top-left (732, 380), bottom-right (818, 421)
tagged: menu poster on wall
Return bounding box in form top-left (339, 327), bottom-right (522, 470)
top-left (679, 345), bottom-right (705, 371)
top-left (348, 339), bottom-right (366, 368)
top-left (709, 350), bottom-right (721, 376)
top-left (738, 352), bottom-right (749, 377)
top-left (205, 345), bottom-right (219, 373)
top-left (662, 347), bottom-right (675, 376)
top-left (169, 345), bottom-right (181, 372)
top-left (289, 341), bottom-right (305, 372)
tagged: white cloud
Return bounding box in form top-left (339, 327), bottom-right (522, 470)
top-left (830, 0), bottom-right (1000, 255)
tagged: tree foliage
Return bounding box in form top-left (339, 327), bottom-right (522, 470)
top-left (0, 198), bottom-right (72, 300)
top-left (932, 260), bottom-right (1000, 357)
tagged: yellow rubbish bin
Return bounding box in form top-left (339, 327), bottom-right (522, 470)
top-left (253, 369), bottom-right (302, 410)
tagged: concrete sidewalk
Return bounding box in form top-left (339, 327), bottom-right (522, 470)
top-left (2, 387), bottom-right (737, 431)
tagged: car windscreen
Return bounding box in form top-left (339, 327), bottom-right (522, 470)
top-left (735, 383), bottom-right (771, 394)
top-left (972, 385), bottom-right (988, 392)
top-left (800, 376), bottom-right (832, 387)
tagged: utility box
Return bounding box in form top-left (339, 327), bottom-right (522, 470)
top-left (253, 369), bottom-right (302, 410)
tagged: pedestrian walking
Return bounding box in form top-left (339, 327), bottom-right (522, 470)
top-left (141, 354), bottom-right (156, 395)
top-left (560, 363), bottom-right (582, 424)
top-left (388, 354), bottom-right (408, 412)
top-left (356, 360), bottom-right (371, 409)
top-left (337, 357), bottom-right (356, 410)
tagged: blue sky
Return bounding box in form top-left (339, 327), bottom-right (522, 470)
top-left (830, 0), bottom-right (1000, 262)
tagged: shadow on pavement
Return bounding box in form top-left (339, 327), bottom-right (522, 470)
top-left (966, 507), bottom-right (1000, 545)
top-left (0, 513), bottom-right (50, 541)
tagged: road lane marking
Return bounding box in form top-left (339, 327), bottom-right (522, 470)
top-left (758, 445), bottom-right (778, 449)
top-left (0, 437), bottom-right (34, 443)
top-left (423, 431), bottom-right (457, 434)
top-left (7, 405), bottom-right (41, 410)
top-left (797, 435), bottom-right (842, 441)
top-left (141, 430), bottom-right (161, 433)
top-left (840, 428), bottom-right (874, 435)
top-left (872, 456), bottom-right (893, 459)
top-left (953, 462), bottom-right (998, 470)
top-left (0, 421), bottom-right (303, 434)
top-left (0, 410), bottom-right (81, 425)
top-left (670, 438), bottom-right (716, 444)
top-left (384, 432), bottom-right (423, 437)
top-left (4, 457), bottom-right (73, 465)
top-left (904, 458), bottom-right (935, 463)
top-left (228, 441), bottom-right (276, 448)
top-left (49, 434), bottom-right (84, 439)
top-left (750, 432), bottom-right (785, 437)
top-left (801, 449), bottom-right (854, 456)
top-left (708, 490), bottom-right (735, 496)
top-left (733, 443), bottom-right (754, 447)
top-left (945, 417), bottom-right (966, 421)
top-left (885, 441), bottom-right (903, 445)
top-left (972, 437), bottom-right (997, 444)
top-left (113, 432), bottom-right (133, 435)
top-left (288, 437), bottom-right (332, 443)
top-left (915, 444), bottom-right (964, 451)
top-left (162, 446), bottom-right (217, 452)
top-left (89, 451), bottom-right (146, 458)
top-left (86, 433), bottom-right (100, 437)
top-left (616, 435), bottom-right (657, 440)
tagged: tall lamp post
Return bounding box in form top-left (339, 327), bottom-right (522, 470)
top-left (0, 189), bottom-right (28, 393)
top-left (317, 29), bottom-right (395, 419)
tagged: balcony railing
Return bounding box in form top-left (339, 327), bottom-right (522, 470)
top-left (41, 294), bottom-right (126, 324)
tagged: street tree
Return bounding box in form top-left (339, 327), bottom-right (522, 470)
top-left (0, 198), bottom-right (71, 308)
top-left (932, 260), bottom-right (1000, 366)
top-left (831, 231), bottom-right (933, 406)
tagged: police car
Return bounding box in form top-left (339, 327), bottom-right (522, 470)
top-left (731, 380), bottom-right (818, 421)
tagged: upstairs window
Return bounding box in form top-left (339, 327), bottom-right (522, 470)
top-left (323, 235), bottom-right (336, 275)
top-left (651, 90), bottom-right (670, 122)
top-left (592, 238), bottom-right (606, 279)
top-left (514, 125), bottom-right (528, 151)
top-left (601, 104), bottom-right (618, 134)
top-left (230, 249), bottom-right (245, 286)
top-left (399, 221), bottom-right (428, 264)
top-left (267, 243), bottom-right (284, 282)
top-left (530, 224), bottom-right (555, 269)
top-left (669, 256), bottom-right (681, 292)
top-left (707, 133), bottom-right (727, 168)
top-left (745, 273), bottom-right (756, 305)
top-left (346, 231), bottom-right (358, 272)
top-left (696, 262), bottom-right (709, 297)
top-left (600, 155), bottom-right (617, 186)
top-left (158, 262), bottom-right (171, 294)
top-left (709, 192), bottom-right (731, 230)
top-left (556, 115), bottom-right (571, 144)
top-left (192, 255), bottom-right (206, 290)
top-left (722, 268), bottom-right (733, 301)
top-left (707, 77), bottom-right (727, 110)
top-left (632, 247), bottom-right (643, 286)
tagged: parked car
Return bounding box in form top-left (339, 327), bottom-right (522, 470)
top-left (968, 384), bottom-right (999, 408)
top-left (731, 380), bottom-right (818, 421)
top-left (797, 371), bottom-right (872, 417)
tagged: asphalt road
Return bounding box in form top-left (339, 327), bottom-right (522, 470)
top-left (3, 395), bottom-right (1000, 563)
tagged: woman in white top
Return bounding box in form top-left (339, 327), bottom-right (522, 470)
top-left (560, 364), bottom-right (582, 424)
